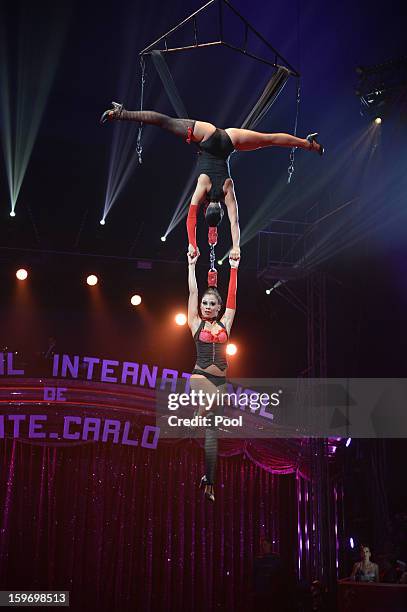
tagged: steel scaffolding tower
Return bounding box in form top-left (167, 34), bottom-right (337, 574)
top-left (257, 215), bottom-right (337, 591)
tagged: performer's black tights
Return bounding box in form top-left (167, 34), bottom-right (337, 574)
top-left (119, 110), bottom-right (195, 139)
top-left (204, 425), bottom-right (218, 485)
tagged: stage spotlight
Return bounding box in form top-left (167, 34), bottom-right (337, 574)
top-left (87, 275), bottom-right (98, 286)
top-left (10, 211), bottom-right (16, 217)
top-left (175, 313), bottom-right (187, 326)
top-left (16, 268), bottom-right (28, 281)
top-left (345, 437), bottom-right (352, 447)
top-left (374, 117), bottom-right (382, 124)
top-left (266, 289), bottom-right (271, 295)
top-left (100, 219), bottom-right (106, 225)
top-left (226, 343), bottom-right (237, 356)
top-left (161, 236), bottom-right (166, 242)
top-left (217, 260), bottom-right (223, 265)
top-left (131, 294), bottom-right (142, 306)
top-left (349, 537), bottom-right (355, 549)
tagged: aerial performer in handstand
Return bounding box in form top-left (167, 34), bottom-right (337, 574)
top-left (100, 104), bottom-right (324, 260)
top-left (186, 248), bottom-right (239, 502)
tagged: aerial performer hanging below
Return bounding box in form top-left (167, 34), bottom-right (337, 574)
top-left (100, 104), bottom-right (324, 260)
top-left (186, 248), bottom-right (239, 502)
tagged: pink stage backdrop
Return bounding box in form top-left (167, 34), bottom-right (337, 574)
top-left (0, 435), bottom-right (311, 611)
top-left (0, 378), bottom-right (341, 611)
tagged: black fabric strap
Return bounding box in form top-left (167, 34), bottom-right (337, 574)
top-left (151, 50), bottom-right (189, 119)
top-left (240, 66), bottom-right (290, 130)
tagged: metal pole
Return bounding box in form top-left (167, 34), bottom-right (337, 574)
top-left (140, 0), bottom-right (217, 55)
top-left (222, 0), bottom-right (300, 75)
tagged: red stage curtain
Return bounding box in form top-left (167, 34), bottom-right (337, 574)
top-left (0, 437), bottom-right (300, 612)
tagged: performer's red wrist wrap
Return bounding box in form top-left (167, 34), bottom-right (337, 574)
top-left (208, 227), bottom-right (217, 245)
top-left (186, 204), bottom-right (198, 249)
top-left (226, 267), bottom-right (237, 309)
top-left (186, 126), bottom-right (193, 144)
top-left (208, 269), bottom-right (218, 287)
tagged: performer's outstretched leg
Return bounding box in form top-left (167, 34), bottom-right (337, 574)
top-left (101, 103), bottom-right (217, 143)
top-left (225, 127), bottom-right (323, 154)
top-left (101, 106), bottom-right (195, 138)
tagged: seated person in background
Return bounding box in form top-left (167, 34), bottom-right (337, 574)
top-left (351, 545), bottom-right (379, 582)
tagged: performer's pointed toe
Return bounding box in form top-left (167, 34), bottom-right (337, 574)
top-left (100, 101), bottom-right (124, 124)
top-left (199, 475), bottom-right (215, 501)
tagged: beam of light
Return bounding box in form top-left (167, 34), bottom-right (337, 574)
top-left (86, 275), bottom-right (98, 286)
top-left (101, 9), bottom-right (161, 222)
top-left (165, 170), bottom-right (196, 233)
top-left (241, 122), bottom-right (397, 268)
top-left (175, 313), bottom-right (187, 325)
top-left (345, 438), bottom-right (352, 447)
top-left (16, 268), bottom-right (28, 281)
top-left (130, 294), bottom-right (142, 306)
top-left (0, 5), bottom-right (68, 214)
top-left (301, 140), bottom-right (407, 269)
top-left (238, 126), bottom-right (371, 251)
top-left (294, 197), bottom-right (362, 270)
top-left (265, 280), bottom-right (283, 294)
top-left (100, 219), bottom-right (106, 226)
top-left (103, 121), bottom-right (144, 219)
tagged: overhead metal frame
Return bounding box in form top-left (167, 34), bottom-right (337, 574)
top-left (140, 0), bottom-right (300, 76)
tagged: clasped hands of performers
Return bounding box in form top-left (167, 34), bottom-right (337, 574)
top-left (187, 244), bottom-right (240, 261)
top-left (187, 250), bottom-right (240, 268)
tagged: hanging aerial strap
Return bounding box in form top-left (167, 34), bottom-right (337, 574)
top-left (150, 51), bottom-right (189, 118)
top-left (137, 51), bottom-right (190, 163)
top-left (240, 66), bottom-right (290, 130)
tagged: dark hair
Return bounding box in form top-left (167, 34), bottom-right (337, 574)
top-left (205, 202), bottom-right (224, 227)
top-left (202, 287), bottom-right (223, 307)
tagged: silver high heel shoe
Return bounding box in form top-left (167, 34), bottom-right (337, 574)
top-left (306, 132), bottom-right (324, 156)
top-left (199, 475), bottom-right (215, 502)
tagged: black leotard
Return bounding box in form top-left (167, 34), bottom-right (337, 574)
top-left (196, 129), bottom-right (235, 202)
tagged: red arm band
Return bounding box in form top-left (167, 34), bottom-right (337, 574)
top-left (186, 204), bottom-right (198, 249)
top-left (208, 269), bottom-right (217, 287)
top-left (226, 267), bottom-right (238, 310)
